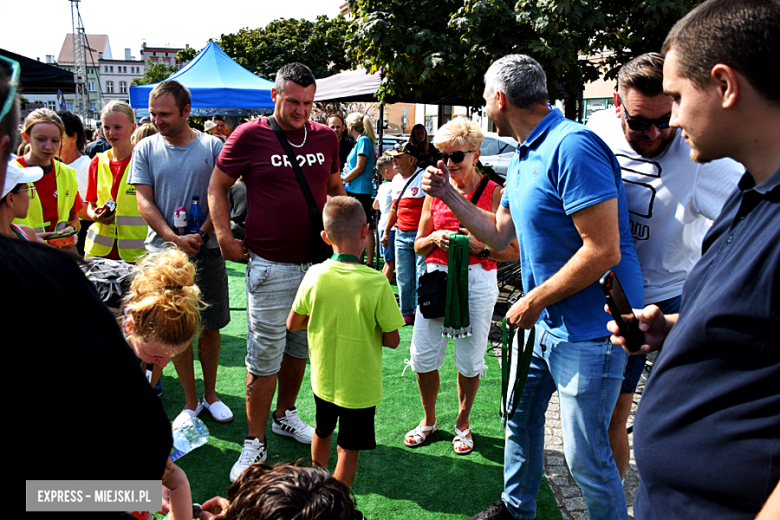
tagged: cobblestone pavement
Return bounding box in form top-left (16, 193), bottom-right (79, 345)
top-left (542, 365), bottom-right (646, 520)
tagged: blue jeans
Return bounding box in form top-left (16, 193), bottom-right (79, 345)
top-left (394, 228), bottom-right (425, 316)
top-left (503, 324), bottom-right (628, 520)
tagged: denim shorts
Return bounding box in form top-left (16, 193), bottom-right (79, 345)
top-left (245, 252), bottom-right (310, 376)
top-left (620, 294), bottom-right (682, 394)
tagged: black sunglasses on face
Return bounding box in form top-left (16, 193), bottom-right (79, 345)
top-left (440, 150), bottom-right (475, 163)
top-left (618, 95), bottom-right (671, 131)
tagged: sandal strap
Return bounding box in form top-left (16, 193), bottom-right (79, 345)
top-left (453, 426), bottom-right (474, 449)
top-left (405, 421), bottom-right (437, 444)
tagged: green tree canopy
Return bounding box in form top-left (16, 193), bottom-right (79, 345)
top-left (346, 0), bottom-right (696, 116)
top-left (216, 15), bottom-right (352, 81)
top-left (130, 48), bottom-right (201, 86)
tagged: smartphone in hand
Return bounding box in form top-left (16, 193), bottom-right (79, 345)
top-left (102, 199), bottom-right (117, 218)
top-left (599, 270), bottom-right (644, 353)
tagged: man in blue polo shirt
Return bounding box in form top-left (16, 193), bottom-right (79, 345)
top-left (608, 0), bottom-right (780, 518)
top-left (423, 54), bottom-right (643, 520)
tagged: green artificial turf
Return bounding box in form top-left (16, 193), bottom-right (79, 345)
top-left (158, 260), bottom-right (561, 519)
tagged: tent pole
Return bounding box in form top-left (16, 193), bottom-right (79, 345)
top-left (374, 102), bottom-right (385, 270)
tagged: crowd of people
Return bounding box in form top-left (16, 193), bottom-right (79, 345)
top-left (8, 0), bottom-right (778, 518)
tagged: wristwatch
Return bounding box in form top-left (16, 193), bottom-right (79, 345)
top-left (197, 229), bottom-right (211, 244)
top-left (479, 246), bottom-right (491, 259)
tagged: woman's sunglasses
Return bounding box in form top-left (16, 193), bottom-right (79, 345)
top-left (16, 185), bottom-right (37, 199)
top-left (440, 150), bottom-right (475, 163)
top-left (618, 95), bottom-right (671, 132)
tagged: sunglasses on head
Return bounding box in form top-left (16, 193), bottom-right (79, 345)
top-left (440, 150), bottom-right (475, 163)
top-left (618, 95), bottom-right (671, 131)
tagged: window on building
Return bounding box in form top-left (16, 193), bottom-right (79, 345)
top-left (151, 58), bottom-right (158, 64)
top-left (120, 82), bottom-right (127, 94)
top-left (66, 103), bottom-right (73, 111)
top-left (47, 101), bottom-right (56, 110)
top-left (107, 81), bottom-right (114, 93)
top-left (111, 66), bottom-right (115, 73)
top-left (164, 59), bottom-right (171, 66)
top-left (88, 81), bottom-right (95, 92)
top-left (442, 105), bottom-right (453, 125)
top-left (104, 66), bottom-right (108, 72)
top-left (91, 103), bottom-right (96, 111)
top-left (123, 66), bottom-right (127, 73)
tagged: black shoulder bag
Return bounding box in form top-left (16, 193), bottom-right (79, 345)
top-left (268, 116), bottom-right (331, 264)
top-left (417, 176), bottom-right (490, 319)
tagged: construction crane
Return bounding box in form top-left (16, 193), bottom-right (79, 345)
top-left (70, 0), bottom-right (88, 119)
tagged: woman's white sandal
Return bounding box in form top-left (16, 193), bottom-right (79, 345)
top-left (453, 426), bottom-right (474, 455)
top-left (404, 421), bottom-right (438, 447)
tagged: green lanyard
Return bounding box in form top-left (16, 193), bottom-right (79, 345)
top-left (501, 321), bottom-right (535, 428)
top-left (442, 234), bottom-right (472, 338)
top-left (330, 253), bottom-right (362, 264)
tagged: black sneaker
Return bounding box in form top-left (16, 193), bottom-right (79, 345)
top-left (467, 500), bottom-right (516, 520)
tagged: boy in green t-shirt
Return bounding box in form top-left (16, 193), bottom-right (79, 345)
top-left (287, 196), bottom-right (405, 488)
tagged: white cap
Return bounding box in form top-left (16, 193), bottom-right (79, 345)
top-left (3, 163), bottom-right (43, 199)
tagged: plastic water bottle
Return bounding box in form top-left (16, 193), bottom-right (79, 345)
top-left (173, 206), bottom-right (188, 236)
top-left (170, 417), bottom-right (209, 462)
top-left (189, 195), bottom-right (204, 233)
top-left (341, 166), bottom-right (351, 190)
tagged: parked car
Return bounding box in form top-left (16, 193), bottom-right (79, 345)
top-left (478, 132), bottom-right (519, 179)
top-left (375, 135), bottom-right (408, 157)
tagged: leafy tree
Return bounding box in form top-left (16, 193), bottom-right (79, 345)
top-left (177, 47), bottom-right (198, 65)
top-left (130, 48), bottom-right (201, 86)
top-left (346, 0), bottom-right (696, 118)
top-left (130, 60), bottom-right (178, 86)
top-left (216, 15), bottom-right (353, 81)
top-left (346, 0), bottom-right (466, 104)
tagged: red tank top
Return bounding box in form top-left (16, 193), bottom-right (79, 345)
top-left (427, 177), bottom-right (498, 270)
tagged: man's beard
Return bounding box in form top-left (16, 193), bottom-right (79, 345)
top-left (626, 127), bottom-right (678, 159)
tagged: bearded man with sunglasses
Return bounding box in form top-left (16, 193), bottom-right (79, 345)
top-left (586, 52), bottom-right (743, 484)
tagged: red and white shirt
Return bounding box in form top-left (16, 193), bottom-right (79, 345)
top-left (391, 167), bottom-right (425, 231)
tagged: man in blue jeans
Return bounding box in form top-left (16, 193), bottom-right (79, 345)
top-left (381, 142), bottom-right (426, 325)
top-left (423, 54), bottom-right (643, 520)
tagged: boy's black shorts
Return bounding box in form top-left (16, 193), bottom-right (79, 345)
top-left (313, 393), bottom-right (377, 451)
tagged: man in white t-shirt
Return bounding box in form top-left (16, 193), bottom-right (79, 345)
top-left (586, 52), bottom-right (743, 482)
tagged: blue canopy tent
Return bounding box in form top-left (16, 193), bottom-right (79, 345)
top-left (129, 41), bottom-right (274, 117)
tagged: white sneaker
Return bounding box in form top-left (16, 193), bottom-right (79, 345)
top-left (272, 408), bottom-right (315, 444)
top-left (229, 437), bottom-right (267, 483)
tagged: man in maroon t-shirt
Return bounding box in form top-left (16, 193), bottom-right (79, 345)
top-left (209, 63), bottom-right (346, 482)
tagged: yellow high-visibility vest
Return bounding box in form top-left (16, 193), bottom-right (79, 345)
top-left (84, 151), bottom-right (148, 263)
top-left (12, 159), bottom-right (79, 233)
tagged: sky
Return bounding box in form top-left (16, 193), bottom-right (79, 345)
top-left (0, 0), bottom-right (346, 62)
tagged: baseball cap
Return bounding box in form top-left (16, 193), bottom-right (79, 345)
top-left (385, 141), bottom-right (420, 159)
top-left (3, 162), bottom-right (43, 199)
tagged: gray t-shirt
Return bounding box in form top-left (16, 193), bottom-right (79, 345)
top-left (128, 131), bottom-right (223, 252)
